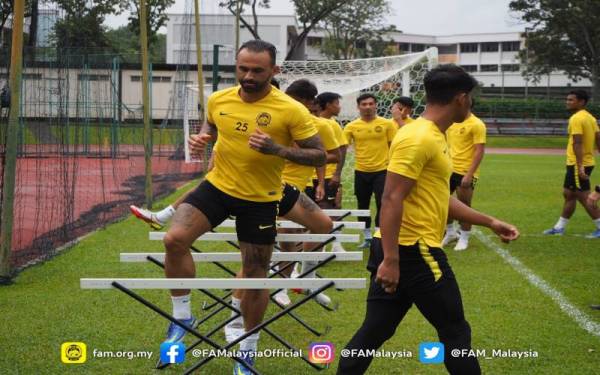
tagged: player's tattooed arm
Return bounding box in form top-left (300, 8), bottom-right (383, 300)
top-left (189, 121), bottom-right (217, 155)
top-left (248, 130), bottom-right (326, 166)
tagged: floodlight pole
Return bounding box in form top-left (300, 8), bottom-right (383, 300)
top-left (0, 0), bottom-right (26, 284)
top-left (139, 0), bottom-right (153, 208)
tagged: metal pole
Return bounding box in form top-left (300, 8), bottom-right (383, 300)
top-left (0, 0), bottom-right (26, 283)
top-left (212, 45), bottom-right (221, 93)
top-left (235, 0), bottom-right (242, 52)
top-left (139, 0), bottom-right (153, 208)
top-left (193, 0), bottom-right (205, 120)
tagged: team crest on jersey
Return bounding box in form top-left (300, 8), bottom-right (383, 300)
top-left (374, 125), bottom-right (383, 133)
top-left (459, 127), bottom-right (466, 134)
top-left (256, 112), bottom-right (272, 127)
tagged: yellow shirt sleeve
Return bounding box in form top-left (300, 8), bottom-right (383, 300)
top-left (473, 121), bottom-right (486, 144)
top-left (331, 120), bottom-right (348, 146)
top-left (317, 119), bottom-right (339, 151)
top-left (206, 93), bottom-right (215, 124)
top-left (387, 133), bottom-right (432, 180)
top-left (569, 116), bottom-right (584, 135)
top-left (343, 125), bottom-right (353, 145)
top-left (290, 106), bottom-right (318, 141)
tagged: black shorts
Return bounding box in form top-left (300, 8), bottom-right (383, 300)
top-left (305, 178), bottom-right (339, 205)
top-left (366, 237), bottom-right (455, 300)
top-left (564, 165), bottom-right (594, 191)
top-left (278, 183), bottom-right (301, 217)
top-left (449, 172), bottom-right (478, 194)
top-left (182, 180), bottom-right (278, 244)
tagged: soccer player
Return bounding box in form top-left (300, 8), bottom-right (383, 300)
top-left (165, 40), bottom-right (325, 375)
top-left (543, 90), bottom-right (600, 238)
top-left (344, 94), bottom-right (397, 248)
top-left (337, 65), bottom-right (519, 375)
top-left (442, 103), bottom-right (486, 250)
top-left (588, 183), bottom-right (600, 310)
top-left (391, 96), bottom-right (415, 127)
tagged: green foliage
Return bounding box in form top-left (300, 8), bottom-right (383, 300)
top-left (509, 0), bottom-right (600, 100)
top-left (476, 98), bottom-right (600, 119)
top-left (105, 26), bottom-right (167, 63)
top-left (125, 0), bottom-right (175, 45)
top-left (320, 0), bottom-right (394, 59)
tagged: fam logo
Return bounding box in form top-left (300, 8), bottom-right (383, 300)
top-left (61, 342), bottom-right (87, 364)
top-left (374, 125), bottom-right (383, 133)
top-left (256, 112), bottom-right (272, 127)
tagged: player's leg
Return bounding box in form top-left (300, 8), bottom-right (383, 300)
top-left (161, 181), bottom-right (226, 344)
top-left (372, 170), bottom-right (386, 232)
top-left (454, 181), bottom-right (475, 251)
top-left (355, 171), bottom-right (374, 248)
top-left (575, 167), bottom-right (600, 237)
top-left (544, 166), bottom-right (578, 235)
top-left (443, 173), bottom-right (462, 246)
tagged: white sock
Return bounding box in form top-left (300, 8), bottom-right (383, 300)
top-left (554, 217), bottom-right (569, 230)
top-left (594, 218), bottom-right (600, 230)
top-left (363, 228), bottom-right (372, 239)
top-left (231, 296), bottom-right (241, 317)
top-left (446, 223), bottom-right (456, 235)
top-left (240, 332), bottom-right (259, 352)
top-left (171, 294), bottom-right (191, 320)
top-left (301, 260), bottom-right (317, 278)
top-left (156, 205), bottom-right (176, 223)
top-left (459, 230), bottom-right (471, 241)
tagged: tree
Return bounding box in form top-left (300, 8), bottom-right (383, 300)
top-left (52, 0), bottom-right (124, 56)
top-left (0, 0), bottom-right (32, 43)
top-left (320, 0), bottom-right (393, 60)
top-left (105, 26), bottom-right (166, 63)
top-left (125, 0), bottom-right (175, 45)
top-left (509, 0), bottom-right (600, 101)
top-left (218, 0), bottom-right (271, 40)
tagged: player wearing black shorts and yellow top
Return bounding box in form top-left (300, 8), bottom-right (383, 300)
top-left (337, 65), bottom-right (519, 375)
top-left (544, 90), bottom-right (600, 238)
top-left (443, 111), bottom-right (486, 251)
top-left (344, 94), bottom-right (397, 248)
top-left (167, 41), bottom-right (326, 375)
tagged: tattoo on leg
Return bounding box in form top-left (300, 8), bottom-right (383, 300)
top-left (172, 203), bottom-right (205, 230)
top-left (297, 192), bottom-right (319, 213)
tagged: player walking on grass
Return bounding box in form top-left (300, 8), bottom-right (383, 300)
top-left (162, 40), bottom-right (326, 375)
top-left (543, 90), bottom-right (600, 238)
top-left (337, 65), bottom-right (519, 375)
top-left (442, 105), bottom-right (486, 251)
top-left (344, 94), bottom-right (397, 248)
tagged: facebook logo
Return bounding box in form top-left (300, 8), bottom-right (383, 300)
top-left (160, 343), bottom-right (186, 364)
top-left (419, 342), bottom-right (444, 364)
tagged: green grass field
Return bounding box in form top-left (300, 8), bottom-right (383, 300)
top-left (1, 153), bottom-right (599, 374)
top-left (486, 135), bottom-right (566, 149)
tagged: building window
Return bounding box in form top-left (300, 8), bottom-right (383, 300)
top-left (398, 43), bottom-right (410, 52)
top-left (501, 64), bottom-right (520, 72)
top-left (307, 37), bottom-right (322, 47)
top-left (23, 73), bottom-right (43, 80)
top-left (131, 76), bottom-right (172, 83)
top-left (461, 65), bottom-right (478, 72)
top-left (501, 41), bottom-right (521, 52)
top-left (437, 45), bottom-right (457, 54)
top-left (411, 43), bottom-right (425, 52)
top-left (481, 42), bottom-right (499, 52)
top-left (480, 64), bottom-right (499, 72)
top-left (77, 74), bottom-right (109, 81)
top-left (460, 43), bottom-right (478, 53)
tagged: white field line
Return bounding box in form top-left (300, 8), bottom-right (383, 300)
top-left (474, 229), bottom-right (600, 338)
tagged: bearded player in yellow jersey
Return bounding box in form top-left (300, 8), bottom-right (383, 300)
top-left (170, 40), bottom-right (326, 375)
top-left (391, 96), bottom-right (415, 128)
top-left (442, 104), bottom-right (486, 251)
top-left (543, 90), bottom-right (600, 238)
top-left (337, 65), bottom-right (519, 375)
top-left (344, 94), bottom-right (397, 248)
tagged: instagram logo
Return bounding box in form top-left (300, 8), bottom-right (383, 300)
top-left (308, 342), bottom-right (335, 364)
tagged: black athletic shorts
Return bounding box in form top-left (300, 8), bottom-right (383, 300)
top-left (366, 237), bottom-right (455, 299)
top-left (564, 165), bottom-right (594, 191)
top-left (182, 180), bottom-right (278, 244)
top-left (305, 178), bottom-right (339, 204)
top-left (278, 183), bottom-right (301, 217)
top-left (449, 172), bottom-right (478, 194)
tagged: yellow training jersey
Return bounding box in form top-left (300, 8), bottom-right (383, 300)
top-left (446, 113), bottom-right (486, 177)
top-left (309, 118), bottom-right (348, 181)
top-left (566, 109), bottom-right (599, 167)
top-left (343, 116), bottom-right (397, 172)
top-left (205, 86), bottom-right (317, 202)
top-left (281, 115), bottom-right (339, 190)
top-left (394, 116), bottom-right (414, 128)
top-left (375, 118), bottom-right (451, 248)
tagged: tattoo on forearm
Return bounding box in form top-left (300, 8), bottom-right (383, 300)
top-left (279, 135), bottom-right (325, 166)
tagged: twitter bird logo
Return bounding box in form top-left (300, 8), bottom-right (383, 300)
top-left (419, 342), bottom-right (444, 364)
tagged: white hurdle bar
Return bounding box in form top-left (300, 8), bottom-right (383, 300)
top-left (218, 219), bottom-right (365, 230)
top-left (121, 251), bottom-right (363, 263)
top-left (320, 209), bottom-right (370, 217)
top-left (80, 278), bottom-right (366, 290)
top-left (149, 232), bottom-right (359, 243)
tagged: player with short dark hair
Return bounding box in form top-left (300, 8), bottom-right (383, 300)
top-left (391, 96), bottom-right (414, 127)
top-left (543, 90), bottom-right (600, 238)
top-left (337, 64), bottom-right (519, 375)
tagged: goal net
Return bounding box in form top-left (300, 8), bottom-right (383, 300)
top-left (183, 48), bottom-right (438, 162)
